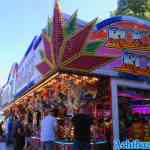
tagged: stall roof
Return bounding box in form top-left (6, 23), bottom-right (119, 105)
top-left (96, 16), bottom-right (150, 30)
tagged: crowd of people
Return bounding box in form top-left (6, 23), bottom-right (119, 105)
top-left (0, 90), bottom-right (64, 150)
top-left (0, 100), bottom-right (99, 150)
top-left (0, 76), bottom-right (112, 150)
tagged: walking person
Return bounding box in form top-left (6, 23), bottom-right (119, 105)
top-left (24, 124), bottom-right (33, 150)
top-left (40, 106), bottom-right (57, 150)
top-left (14, 117), bottom-right (25, 150)
top-left (72, 104), bottom-right (93, 150)
top-left (5, 112), bottom-right (15, 150)
top-left (6, 113), bottom-right (14, 146)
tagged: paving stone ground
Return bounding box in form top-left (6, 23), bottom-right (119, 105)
top-left (0, 143), bottom-right (14, 150)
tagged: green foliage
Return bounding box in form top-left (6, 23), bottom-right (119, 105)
top-left (113, 0), bottom-right (150, 20)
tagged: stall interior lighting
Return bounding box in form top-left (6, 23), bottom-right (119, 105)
top-left (1, 73), bottom-right (58, 112)
top-left (2, 73), bottom-right (98, 112)
top-left (15, 73), bottom-right (59, 102)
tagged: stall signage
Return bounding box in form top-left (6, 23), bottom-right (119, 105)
top-left (0, 63), bottom-right (18, 105)
top-left (114, 52), bottom-right (150, 77)
top-left (0, 84), bottom-right (13, 106)
top-left (114, 139), bottom-right (150, 149)
top-left (15, 43), bottom-right (43, 95)
top-left (106, 27), bottom-right (150, 50)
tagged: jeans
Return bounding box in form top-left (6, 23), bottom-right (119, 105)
top-left (73, 140), bottom-right (91, 150)
top-left (6, 133), bottom-right (13, 145)
top-left (41, 141), bottom-right (54, 150)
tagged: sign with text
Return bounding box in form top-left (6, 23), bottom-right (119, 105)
top-left (114, 52), bottom-right (150, 76)
top-left (106, 27), bottom-right (150, 50)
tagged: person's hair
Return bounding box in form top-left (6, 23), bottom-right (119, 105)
top-left (43, 107), bottom-right (51, 116)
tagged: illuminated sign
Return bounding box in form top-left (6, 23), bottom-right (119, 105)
top-left (114, 52), bottom-right (150, 76)
top-left (106, 27), bottom-right (150, 50)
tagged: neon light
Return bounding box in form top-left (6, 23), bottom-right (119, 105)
top-left (132, 105), bottom-right (150, 114)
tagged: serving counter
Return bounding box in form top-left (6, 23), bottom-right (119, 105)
top-left (54, 139), bottom-right (107, 150)
top-left (31, 137), bottom-right (108, 150)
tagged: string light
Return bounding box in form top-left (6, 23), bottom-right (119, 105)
top-left (3, 73), bottom-right (99, 110)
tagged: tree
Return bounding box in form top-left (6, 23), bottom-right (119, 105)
top-left (112, 0), bottom-right (150, 20)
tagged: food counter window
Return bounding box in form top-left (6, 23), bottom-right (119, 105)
top-left (118, 86), bottom-right (150, 141)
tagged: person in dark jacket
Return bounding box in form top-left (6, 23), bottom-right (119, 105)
top-left (72, 104), bottom-right (93, 150)
top-left (6, 113), bottom-right (14, 145)
top-left (14, 122), bottom-right (25, 150)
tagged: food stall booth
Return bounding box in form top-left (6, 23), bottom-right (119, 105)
top-left (94, 16), bottom-right (150, 149)
top-left (0, 1), bottom-right (113, 149)
top-left (1, 1), bottom-right (150, 150)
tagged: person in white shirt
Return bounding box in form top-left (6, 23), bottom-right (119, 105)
top-left (40, 106), bottom-right (57, 150)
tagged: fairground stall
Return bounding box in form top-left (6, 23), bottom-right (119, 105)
top-left (95, 16), bottom-right (150, 147)
top-left (0, 1), bottom-right (150, 150)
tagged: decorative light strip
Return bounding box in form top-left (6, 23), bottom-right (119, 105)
top-left (132, 106), bottom-right (150, 114)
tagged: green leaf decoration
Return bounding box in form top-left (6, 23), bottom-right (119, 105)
top-left (64, 10), bottom-right (78, 38)
top-left (48, 17), bottom-right (52, 37)
top-left (39, 49), bottom-right (45, 59)
top-left (84, 40), bottom-right (105, 54)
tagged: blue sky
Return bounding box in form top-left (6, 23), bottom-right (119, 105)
top-left (0, 0), bottom-right (117, 86)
